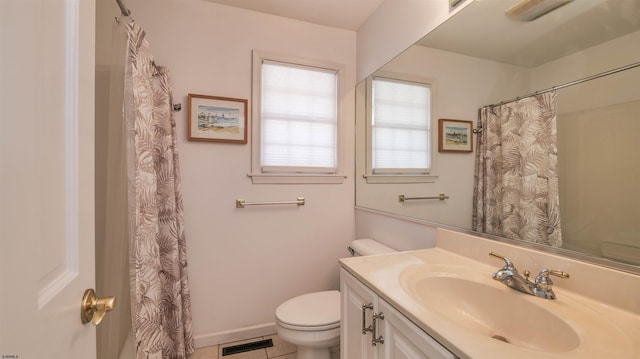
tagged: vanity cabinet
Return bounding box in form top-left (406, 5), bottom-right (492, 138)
top-left (341, 267), bottom-right (377, 358)
top-left (340, 268), bottom-right (457, 359)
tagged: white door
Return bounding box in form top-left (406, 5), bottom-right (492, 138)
top-left (0, 0), bottom-right (98, 358)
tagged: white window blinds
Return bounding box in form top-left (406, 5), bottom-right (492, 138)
top-left (372, 77), bottom-right (431, 174)
top-left (261, 60), bottom-right (338, 173)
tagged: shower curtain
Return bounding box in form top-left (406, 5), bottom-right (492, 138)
top-left (472, 92), bottom-right (562, 247)
top-left (124, 21), bottom-right (194, 358)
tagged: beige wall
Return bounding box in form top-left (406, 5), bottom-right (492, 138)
top-left (96, 0), bottom-right (357, 347)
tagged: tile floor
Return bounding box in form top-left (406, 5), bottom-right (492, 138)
top-left (188, 334), bottom-right (297, 359)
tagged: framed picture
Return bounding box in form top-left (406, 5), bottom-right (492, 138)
top-left (438, 119), bottom-right (473, 153)
top-left (187, 94), bottom-right (248, 143)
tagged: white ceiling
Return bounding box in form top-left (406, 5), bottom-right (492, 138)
top-left (202, 0), bottom-right (385, 31)
top-left (418, 0), bottom-right (640, 67)
top-left (201, 0), bottom-right (640, 68)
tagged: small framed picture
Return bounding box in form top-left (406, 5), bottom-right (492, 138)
top-left (187, 94), bottom-right (248, 143)
top-left (438, 119), bottom-right (473, 153)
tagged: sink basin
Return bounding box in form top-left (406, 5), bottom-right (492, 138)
top-left (342, 248), bottom-right (638, 358)
top-left (405, 274), bottom-right (580, 353)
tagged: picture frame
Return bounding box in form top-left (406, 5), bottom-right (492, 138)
top-left (187, 94), bottom-right (248, 144)
top-left (438, 119), bottom-right (473, 153)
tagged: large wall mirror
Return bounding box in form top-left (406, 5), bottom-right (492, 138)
top-left (356, 0), bottom-right (640, 272)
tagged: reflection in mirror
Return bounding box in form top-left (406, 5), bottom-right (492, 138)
top-left (355, 0), bottom-right (640, 272)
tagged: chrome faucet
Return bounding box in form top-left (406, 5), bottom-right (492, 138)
top-left (489, 252), bottom-right (570, 300)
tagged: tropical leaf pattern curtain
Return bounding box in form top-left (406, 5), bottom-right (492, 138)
top-left (472, 92), bottom-right (562, 247)
top-left (124, 22), bottom-right (194, 358)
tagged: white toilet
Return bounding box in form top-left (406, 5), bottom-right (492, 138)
top-left (275, 239), bottom-right (397, 359)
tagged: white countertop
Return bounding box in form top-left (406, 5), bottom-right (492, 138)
top-left (340, 247), bottom-right (640, 359)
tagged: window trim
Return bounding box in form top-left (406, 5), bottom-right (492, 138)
top-left (249, 50), bottom-right (346, 184)
top-left (365, 72), bottom-right (438, 184)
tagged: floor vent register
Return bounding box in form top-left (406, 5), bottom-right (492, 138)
top-left (222, 338), bottom-right (274, 356)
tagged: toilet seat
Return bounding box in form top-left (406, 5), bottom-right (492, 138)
top-left (276, 290), bottom-right (340, 331)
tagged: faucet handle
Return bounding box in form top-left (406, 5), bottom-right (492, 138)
top-left (547, 269), bottom-right (570, 279)
top-left (489, 252), bottom-right (515, 270)
top-left (535, 269), bottom-right (570, 290)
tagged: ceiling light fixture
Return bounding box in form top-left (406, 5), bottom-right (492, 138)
top-left (505, 0), bottom-right (574, 21)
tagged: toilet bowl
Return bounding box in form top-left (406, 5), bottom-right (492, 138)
top-left (275, 239), bottom-right (396, 359)
top-left (276, 291), bottom-right (341, 359)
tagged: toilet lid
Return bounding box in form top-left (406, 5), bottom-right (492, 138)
top-left (276, 291), bottom-right (340, 330)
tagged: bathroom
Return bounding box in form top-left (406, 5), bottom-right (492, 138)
top-left (93, 0), bottom-right (640, 356)
top-left (1, 0), bottom-right (638, 358)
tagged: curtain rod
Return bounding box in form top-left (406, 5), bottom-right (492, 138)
top-left (116, 0), bottom-right (132, 17)
top-left (484, 60), bottom-right (640, 108)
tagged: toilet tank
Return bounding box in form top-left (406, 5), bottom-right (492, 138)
top-left (348, 239), bottom-right (397, 256)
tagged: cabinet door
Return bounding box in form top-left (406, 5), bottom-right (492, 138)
top-left (340, 268), bottom-right (378, 359)
top-left (378, 299), bottom-right (458, 359)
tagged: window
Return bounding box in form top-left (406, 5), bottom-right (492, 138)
top-left (250, 51), bottom-right (345, 184)
top-left (365, 75), bottom-right (437, 183)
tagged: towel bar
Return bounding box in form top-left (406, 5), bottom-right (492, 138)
top-left (236, 197), bottom-right (305, 208)
top-left (398, 194), bottom-right (449, 202)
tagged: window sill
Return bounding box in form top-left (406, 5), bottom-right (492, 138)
top-left (248, 173), bottom-right (346, 184)
top-left (363, 174), bottom-right (438, 184)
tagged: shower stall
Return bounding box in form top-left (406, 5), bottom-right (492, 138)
top-left (95, 1), bottom-right (194, 357)
top-left (95, 1), bottom-right (133, 357)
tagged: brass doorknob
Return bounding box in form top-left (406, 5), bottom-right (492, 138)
top-left (81, 289), bottom-right (116, 325)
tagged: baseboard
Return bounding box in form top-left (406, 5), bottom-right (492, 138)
top-left (194, 323), bottom-right (277, 349)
